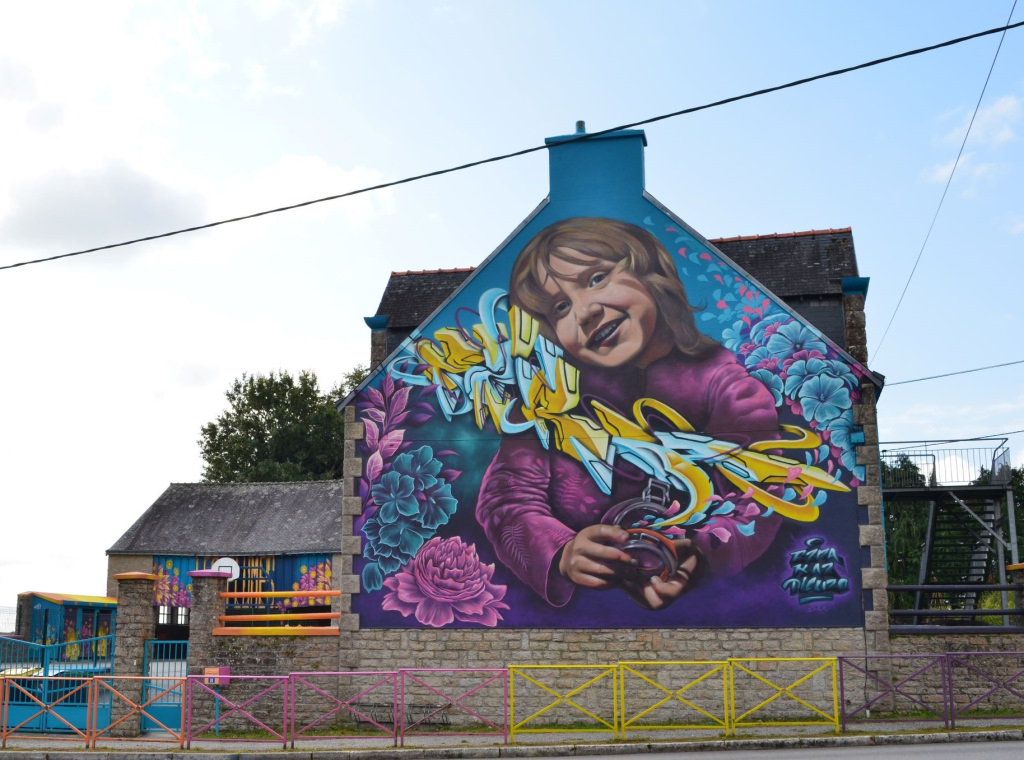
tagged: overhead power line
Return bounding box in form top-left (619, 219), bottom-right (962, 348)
top-left (873, 1), bottom-right (1019, 358)
top-left (2, 19), bottom-right (1024, 274)
top-left (887, 358), bottom-right (1024, 386)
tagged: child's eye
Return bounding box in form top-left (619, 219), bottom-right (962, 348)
top-left (551, 300), bottom-right (571, 318)
top-left (588, 271), bottom-right (608, 288)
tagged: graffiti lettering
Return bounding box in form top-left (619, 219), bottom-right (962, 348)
top-left (389, 288), bottom-right (849, 537)
top-left (783, 537), bottom-right (849, 604)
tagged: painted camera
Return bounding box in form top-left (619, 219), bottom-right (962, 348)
top-left (600, 481), bottom-right (680, 581)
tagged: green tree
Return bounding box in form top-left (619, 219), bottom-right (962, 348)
top-left (199, 370), bottom-right (346, 483)
top-left (881, 454), bottom-right (929, 610)
top-left (333, 363), bottom-right (369, 399)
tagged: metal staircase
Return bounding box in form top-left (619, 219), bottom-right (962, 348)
top-left (881, 438), bottom-right (1021, 633)
top-left (916, 496), bottom-right (1001, 619)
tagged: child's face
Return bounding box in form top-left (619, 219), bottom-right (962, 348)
top-left (538, 249), bottom-right (673, 369)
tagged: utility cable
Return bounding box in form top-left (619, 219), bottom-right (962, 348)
top-left (873, 1), bottom-right (1019, 358)
top-left (887, 358), bottom-right (1024, 386)
top-left (2, 19), bottom-right (1023, 273)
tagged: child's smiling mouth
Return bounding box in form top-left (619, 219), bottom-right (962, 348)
top-left (587, 318), bottom-right (624, 349)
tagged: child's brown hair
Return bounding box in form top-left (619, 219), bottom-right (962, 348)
top-left (510, 217), bottom-right (716, 357)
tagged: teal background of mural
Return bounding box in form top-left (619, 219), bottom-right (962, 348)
top-left (351, 129), bottom-right (870, 629)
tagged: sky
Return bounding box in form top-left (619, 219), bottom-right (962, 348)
top-left (1, 0), bottom-right (1022, 608)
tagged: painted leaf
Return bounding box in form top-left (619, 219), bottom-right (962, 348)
top-left (366, 451), bottom-right (384, 483)
top-left (366, 386), bottom-right (385, 408)
top-left (390, 385), bottom-right (412, 415)
top-left (379, 429), bottom-right (405, 459)
top-left (364, 419), bottom-right (380, 450)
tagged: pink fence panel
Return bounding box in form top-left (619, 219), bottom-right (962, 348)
top-left (185, 674), bottom-right (289, 749)
top-left (288, 670), bottom-right (399, 746)
top-left (399, 668), bottom-right (508, 746)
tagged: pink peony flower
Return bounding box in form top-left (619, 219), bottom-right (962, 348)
top-left (382, 537), bottom-right (509, 627)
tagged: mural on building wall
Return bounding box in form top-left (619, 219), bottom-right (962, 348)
top-left (352, 216), bottom-right (869, 629)
top-left (24, 593), bottom-right (114, 647)
top-left (152, 555), bottom-right (333, 610)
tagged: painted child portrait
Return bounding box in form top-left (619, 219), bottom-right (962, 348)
top-left (354, 213), bottom-right (865, 629)
top-left (477, 217), bottom-right (784, 610)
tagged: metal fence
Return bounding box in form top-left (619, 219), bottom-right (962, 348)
top-left (0, 635), bottom-right (113, 677)
top-left (879, 438), bottom-right (1011, 488)
top-left (3, 654), bottom-right (1023, 747)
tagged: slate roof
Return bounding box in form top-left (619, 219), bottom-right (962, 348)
top-left (107, 481), bottom-right (344, 556)
top-left (371, 229), bottom-right (858, 328)
top-left (710, 228), bottom-right (857, 298)
top-left (374, 267), bottom-right (475, 330)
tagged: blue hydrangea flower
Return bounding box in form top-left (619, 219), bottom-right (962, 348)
top-left (362, 562), bottom-right (384, 593)
top-left (722, 321), bottom-right (752, 352)
top-left (748, 313), bottom-right (789, 346)
top-left (799, 375), bottom-right (852, 425)
top-left (824, 410), bottom-right (855, 450)
top-left (371, 471), bottom-right (419, 523)
top-left (784, 357), bottom-right (830, 397)
top-left (766, 321), bottom-right (827, 359)
top-left (392, 445), bottom-right (441, 493)
top-left (750, 368), bottom-right (784, 405)
top-left (419, 480), bottom-right (458, 529)
top-left (823, 359), bottom-right (859, 390)
top-left (743, 345), bottom-right (774, 370)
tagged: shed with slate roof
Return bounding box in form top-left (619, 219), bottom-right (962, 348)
top-left (106, 481), bottom-right (343, 637)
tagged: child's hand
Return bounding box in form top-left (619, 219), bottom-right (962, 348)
top-left (557, 524), bottom-right (634, 589)
top-left (622, 538), bottom-right (704, 610)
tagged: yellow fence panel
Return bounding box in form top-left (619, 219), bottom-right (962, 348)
top-left (509, 665), bottom-right (618, 742)
top-left (728, 657), bottom-right (838, 734)
top-left (619, 661), bottom-right (730, 738)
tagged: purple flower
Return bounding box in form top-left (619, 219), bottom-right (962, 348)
top-left (382, 537), bottom-right (509, 627)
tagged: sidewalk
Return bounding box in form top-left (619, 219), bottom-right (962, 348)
top-left (2, 724), bottom-right (1023, 759)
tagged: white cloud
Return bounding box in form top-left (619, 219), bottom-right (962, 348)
top-left (0, 161), bottom-right (205, 260)
top-left (920, 152), bottom-right (1005, 194)
top-left (941, 95), bottom-right (1021, 148)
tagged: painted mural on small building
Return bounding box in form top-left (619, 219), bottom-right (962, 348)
top-left (18, 592), bottom-right (115, 647)
top-left (350, 130), bottom-right (872, 629)
top-left (151, 554), bottom-right (334, 610)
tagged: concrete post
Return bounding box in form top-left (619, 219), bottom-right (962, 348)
top-left (110, 572), bottom-right (157, 736)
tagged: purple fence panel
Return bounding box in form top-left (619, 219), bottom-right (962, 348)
top-left (946, 651), bottom-right (1024, 728)
top-left (398, 668), bottom-right (508, 747)
top-left (185, 675), bottom-right (288, 749)
top-left (838, 655), bottom-right (950, 730)
top-left (288, 671), bottom-right (398, 746)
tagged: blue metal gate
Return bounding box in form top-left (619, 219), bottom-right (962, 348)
top-left (0, 635), bottom-right (113, 733)
top-left (141, 640), bottom-right (188, 732)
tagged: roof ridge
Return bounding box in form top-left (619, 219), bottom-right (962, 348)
top-left (390, 267), bottom-right (476, 276)
top-left (709, 227), bottom-right (852, 244)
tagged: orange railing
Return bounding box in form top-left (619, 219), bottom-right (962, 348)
top-left (215, 590), bottom-right (342, 636)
